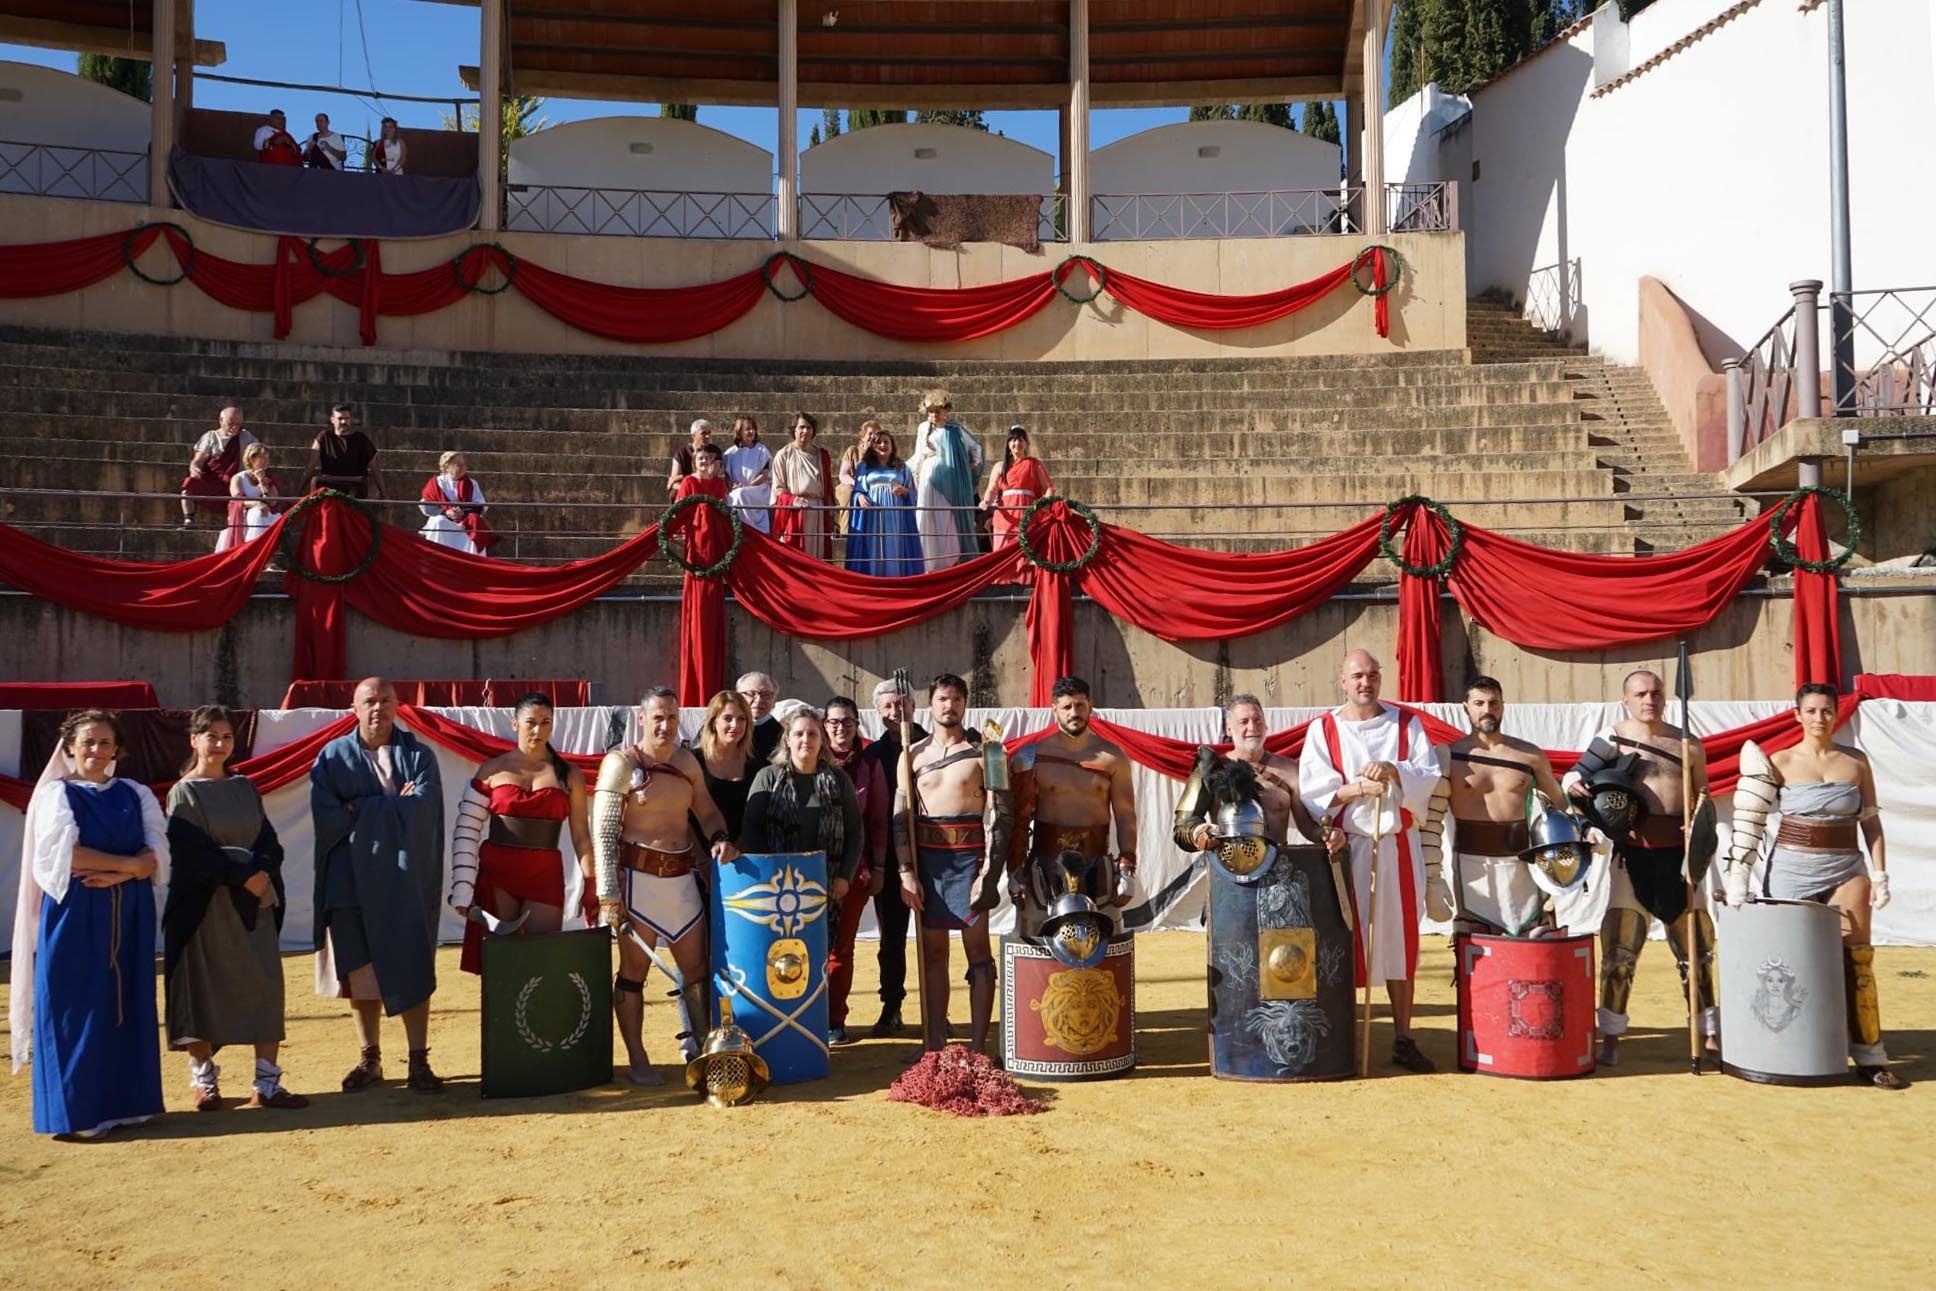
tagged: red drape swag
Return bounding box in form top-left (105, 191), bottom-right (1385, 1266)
top-left (805, 260), bottom-right (1063, 343)
top-left (1790, 492), bottom-right (1842, 687)
top-left (1001, 705), bottom-right (1464, 779)
top-left (0, 514), bottom-right (282, 630)
top-left (1441, 508), bottom-right (1784, 651)
top-left (1094, 261), bottom-right (1355, 332)
top-left (671, 478), bottom-right (733, 705)
top-left (508, 257), bottom-right (770, 345)
top-left (728, 528), bottom-right (1027, 638)
top-left (0, 227), bottom-right (156, 299)
top-left (1396, 505), bottom-right (1449, 702)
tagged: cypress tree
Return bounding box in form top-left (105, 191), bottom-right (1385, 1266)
top-left (76, 54), bottom-right (151, 102)
top-left (1389, 0), bottom-right (1425, 107)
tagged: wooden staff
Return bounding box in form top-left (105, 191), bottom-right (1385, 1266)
top-left (893, 668), bottom-right (928, 1050)
top-left (1359, 786), bottom-right (1385, 1078)
top-left (1677, 641), bottom-right (1701, 1076)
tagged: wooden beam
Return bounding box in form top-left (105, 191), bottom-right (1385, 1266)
top-left (0, 16), bottom-right (225, 66)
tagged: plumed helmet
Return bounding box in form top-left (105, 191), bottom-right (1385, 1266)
top-left (1519, 804), bottom-right (1593, 899)
top-left (1211, 798), bottom-right (1278, 884)
top-left (1040, 892), bottom-right (1112, 969)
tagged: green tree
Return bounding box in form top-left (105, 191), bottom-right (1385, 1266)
top-left (1461, 0), bottom-right (1522, 89)
top-left (1300, 100), bottom-right (1341, 147)
top-left (915, 109), bottom-right (989, 131)
top-left (659, 103), bottom-right (697, 121)
top-left (820, 106), bottom-right (843, 140)
top-left (1188, 104), bottom-right (1236, 121)
top-left (1389, 0), bottom-right (1425, 107)
top-left (847, 108), bottom-right (910, 130)
top-left (1189, 104), bottom-right (1293, 128)
top-left (442, 95), bottom-right (550, 169)
top-left (1421, 0), bottom-right (1469, 90)
top-left (76, 54), bottom-right (151, 102)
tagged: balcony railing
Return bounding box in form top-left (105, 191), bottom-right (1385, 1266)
top-left (505, 186), bottom-right (774, 239)
top-left (0, 138), bottom-right (147, 203)
top-left (1090, 182), bottom-right (1458, 240)
top-left (1835, 286), bottom-right (1936, 418)
top-left (799, 192), bottom-right (1061, 243)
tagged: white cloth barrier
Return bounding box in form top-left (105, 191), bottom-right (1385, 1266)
top-left (6, 700), bottom-right (1935, 952)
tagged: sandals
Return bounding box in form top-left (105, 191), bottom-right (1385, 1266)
top-left (1857, 1064), bottom-right (1908, 1090)
top-left (247, 1088), bottom-right (312, 1109)
top-left (341, 1045), bottom-right (384, 1092)
top-left (1391, 1035), bottom-right (1438, 1074)
top-left (405, 1048), bottom-right (444, 1093)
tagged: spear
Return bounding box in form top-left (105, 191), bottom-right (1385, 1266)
top-left (892, 668), bottom-right (929, 1051)
top-left (1676, 641), bottom-right (1701, 1076)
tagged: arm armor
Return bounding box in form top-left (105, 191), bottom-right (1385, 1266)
top-left (1564, 734), bottom-right (1621, 793)
top-left (1417, 766), bottom-right (1456, 922)
top-left (1007, 744), bottom-right (1039, 875)
top-left (1172, 745), bottom-right (1219, 853)
top-left (448, 780), bottom-right (489, 909)
top-left (591, 752), bottom-right (633, 908)
top-left (978, 786), bottom-right (1014, 913)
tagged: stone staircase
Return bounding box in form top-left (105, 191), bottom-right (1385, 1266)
top-left (0, 318), bottom-right (1751, 579)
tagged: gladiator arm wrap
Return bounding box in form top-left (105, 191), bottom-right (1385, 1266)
top-left (1007, 760), bottom-right (1039, 875)
top-left (1173, 745), bottom-right (1218, 852)
top-left (985, 786), bottom-right (1016, 902)
top-left (1724, 764), bottom-right (1780, 905)
top-left (448, 780), bottom-right (490, 909)
top-left (1417, 773), bottom-right (1452, 870)
top-left (591, 752), bottom-right (632, 908)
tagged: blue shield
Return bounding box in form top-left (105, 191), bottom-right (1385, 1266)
top-left (710, 851), bottom-right (831, 1085)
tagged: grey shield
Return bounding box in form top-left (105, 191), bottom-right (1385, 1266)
top-left (1718, 899), bottom-right (1849, 1086)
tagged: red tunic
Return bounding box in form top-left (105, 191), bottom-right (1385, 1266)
top-left (771, 447), bottom-right (834, 556)
top-left (420, 474), bottom-right (498, 551)
top-left (181, 431), bottom-right (249, 512)
top-left (989, 457), bottom-right (1052, 550)
top-left (458, 781), bottom-right (587, 975)
top-left (256, 130), bottom-right (302, 167)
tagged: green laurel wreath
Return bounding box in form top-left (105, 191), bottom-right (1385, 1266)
top-left (1380, 494), bottom-right (1463, 579)
top-left (761, 251), bottom-right (813, 302)
top-left (307, 237), bottom-right (366, 279)
top-left (279, 488), bottom-right (383, 584)
top-left (452, 242), bottom-right (518, 295)
top-left (1351, 244), bottom-right (1403, 298)
top-left (1768, 484), bottom-right (1859, 574)
top-left (659, 492), bottom-right (745, 578)
top-left (1053, 255), bottom-right (1107, 305)
top-left (124, 222), bottom-right (194, 286)
top-left (1017, 496), bottom-right (1102, 573)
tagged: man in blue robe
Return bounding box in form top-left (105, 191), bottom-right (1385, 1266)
top-left (311, 677), bottom-right (447, 1092)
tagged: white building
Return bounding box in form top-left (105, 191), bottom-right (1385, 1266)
top-left (0, 60), bottom-right (151, 201)
top-left (507, 116), bottom-right (774, 236)
top-left (1088, 118), bottom-right (1343, 239)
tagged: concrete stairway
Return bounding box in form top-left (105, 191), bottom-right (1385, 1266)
top-left (0, 319), bottom-right (1750, 578)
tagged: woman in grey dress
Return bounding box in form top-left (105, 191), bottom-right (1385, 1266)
top-left (1765, 682), bottom-right (1904, 1090)
top-left (162, 705), bottom-right (309, 1111)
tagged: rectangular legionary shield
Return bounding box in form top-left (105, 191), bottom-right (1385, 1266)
top-left (480, 928), bottom-right (614, 1099)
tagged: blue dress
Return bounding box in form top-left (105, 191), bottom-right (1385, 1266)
top-left (32, 780), bottom-right (164, 1136)
top-left (845, 461), bottom-right (923, 578)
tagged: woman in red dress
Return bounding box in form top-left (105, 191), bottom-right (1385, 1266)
top-left (980, 424), bottom-right (1054, 550)
top-left (448, 693), bottom-right (596, 974)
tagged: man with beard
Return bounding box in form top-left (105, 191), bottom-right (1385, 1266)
top-left (1564, 669), bottom-right (1717, 1067)
top-left (1298, 649), bottom-right (1443, 1073)
top-left (1178, 694), bottom-right (1336, 855)
top-left (893, 674), bottom-right (1011, 1055)
top-left (861, 677), bottom-right (927, 1037)
top-left (592, 687), bottom-right (741, 1085)
top-left (1442, 677), bottom-right (1567, 937)
top-left (1008, 677), bottom-right (1139, 927)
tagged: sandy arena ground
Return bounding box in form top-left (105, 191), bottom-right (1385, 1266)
top-left (2, 933), bottom-right (1931, 1289)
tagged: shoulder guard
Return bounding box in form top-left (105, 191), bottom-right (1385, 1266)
top-left (1737, 738), bottom-right (1775, 781)
top-left (596, 750), bottom-right (635, 796)
top-left (1009, 740), bottom-right (1037, 773)
top-left (1573, 735), bottom-right (1621, 783)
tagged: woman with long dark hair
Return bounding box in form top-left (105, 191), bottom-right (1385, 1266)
top-left (448, 693), bottom-right (596, 974)
top-left (981, 424), bottom-right (1053, 551)
top-left (163, 704), bottom-right (305, 1110)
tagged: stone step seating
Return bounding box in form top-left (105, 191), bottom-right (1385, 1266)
top-left (0, 321), bottom-right (1744, 578)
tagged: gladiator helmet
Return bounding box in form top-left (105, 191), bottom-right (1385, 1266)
top-left (684, 996), bottom-right (770, 1108)
top-left (1518, 802), bottom-right (1593, 899)
top-left (1573, 740), bottom-right (1648, 844)
top-left (1211, 798), bottom-right (1278, 884)
top-left (1038, 850), bottom-right (1112, 970)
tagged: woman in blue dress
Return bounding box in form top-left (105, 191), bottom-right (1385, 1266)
top-left (17, 710), bottom-right (168, 1138)
top-left (845, 426), bottom-right (923, 578)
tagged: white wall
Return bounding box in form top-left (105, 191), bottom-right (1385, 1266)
top-left (800, 122), bottom-right (1053, 195)
top-left (1387, 0), bottom-right (1936, 364)
top-left (506, 116), bottom-right (774, 236)
top-left (1087, 119), bottom-right (1344, 238)
top-left (0, 60), bottom-right (151, 152)
top-left (1384, 83), bottom-right (1470, 189)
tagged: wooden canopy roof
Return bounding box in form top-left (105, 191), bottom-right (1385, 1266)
top-left (0, 1), bottom-right (226, 66)
top-left (428, 0), bottom-right (1362, 109)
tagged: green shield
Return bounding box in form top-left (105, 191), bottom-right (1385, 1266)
top-left (480, 928), bottom-right (613, 1098)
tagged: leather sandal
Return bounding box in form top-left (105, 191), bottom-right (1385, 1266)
top-left (406, 1048), bottom-right (444, 1093)
top-left (247, 1088), bottom-right (312, 1109)
top-left (1856, 1064), bottom-right (1907, 1090)
top-left (340, 1045), bottom-right (383, 1092)
top-left (1391, 1035), bottom-right (1438, 1074)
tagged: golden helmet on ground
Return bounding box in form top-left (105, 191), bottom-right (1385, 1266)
top-left (684, 997), bottom-right (770, 1108)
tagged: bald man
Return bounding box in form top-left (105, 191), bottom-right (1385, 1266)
top-left (1297, 649), bottom-right (1443, 1072)
top-left (310, 678), bottom-right (447, 1093)
top-left (180, 406), bottom-right (258, 525)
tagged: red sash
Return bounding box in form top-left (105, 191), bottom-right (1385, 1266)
top-left (1320, 710), bottom-right (1420, 987)
top-left (422, 476), bottom-right (498, 551)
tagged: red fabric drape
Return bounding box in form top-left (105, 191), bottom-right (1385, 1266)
top-left (510, 258), bottom-right (770, 345)
top-left (394, 703), bottom-right (604, 774)
top-left (1001, 706), bottom-right (1464, 779)
top-left (1853, 674), bottom-right (1936, 701)
top-left (1791, 493), bottom-right (1842, 686)
top-left (1096, 261), bottom-right (1355, 331)
top-left (0, 227), bottom-right (157, 298)
top-left (671, 477), bottom-right (732, 705)
top-left (286, 501), bottom-right (349, 680)
top-left (1373, 248), bottom-right (1390, 340)
top-left (1445, 511), bottom-right (1780, 651)
top-left (281, 679), bottom-right (589, 708)
top-left (807, 260), bottom-right (1062, 343)
top-left (0, 514), bottom-right (282, 631)
top-left (1396, 505), bottom-right (1447, 702)
top-left (728, 528), bottom-right (1025, 639)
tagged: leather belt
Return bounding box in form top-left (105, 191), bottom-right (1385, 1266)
top-left (620, 842), bottom-right (696, 877)
top-left (1632, 818), bottom-right (1685, 848)
top-left (1032, 823), bottom-right (1110, 859)
top-left (1776, 818), bottom-right (1859, 851)
top-left (489, 815), bottom-right (564, 850)
top-left (1453, 817), bottom-right (1528, 857)
top-left (915, 818), bottom-right (985, 849)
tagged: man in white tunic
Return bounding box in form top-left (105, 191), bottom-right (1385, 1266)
top-left (1298, 648), bottom-right (1441, 1073)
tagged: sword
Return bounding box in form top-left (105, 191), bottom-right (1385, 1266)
top-left (624, 924), bottom-right (700, 1061)
top-left (1326, 844), bottom-right (1355, 933)
top-left (467, 906), bottom-right (531, 936)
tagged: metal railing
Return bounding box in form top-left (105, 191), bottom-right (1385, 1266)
top-left (505, 186), bottom-right (774, 239)
top-left (798, 192), bottom-right (1061, 243)
top-left (1089, 181), bottom-right (1457, 240)
top-left (1385, 181), bottom-right (1458, 233)
top-left (1522, 259), bottom-right (1581, 336)
top-left (0, 485), bottom-right (1783, 578)
top-left (1727, 282), bottom-right (1936, 463)
top-left (0, 138), bottom-right (147, 203)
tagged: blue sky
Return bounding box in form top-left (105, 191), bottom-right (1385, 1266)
top-left (0, 0), bottom-right (1275, 154)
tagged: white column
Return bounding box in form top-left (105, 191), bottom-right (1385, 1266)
top-left (479, 0), bottom-right (504, 231)
top-left (1067, 0), bottom-right (1090, 243)
top-left (175, 0), bottom-right (195, 113)
top-left (149, 0), bottom-right (175, 208)
top-left (777, 0), bottom-right (799, 240)
top-left (1361, 0), bottom-right (1387, 236)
